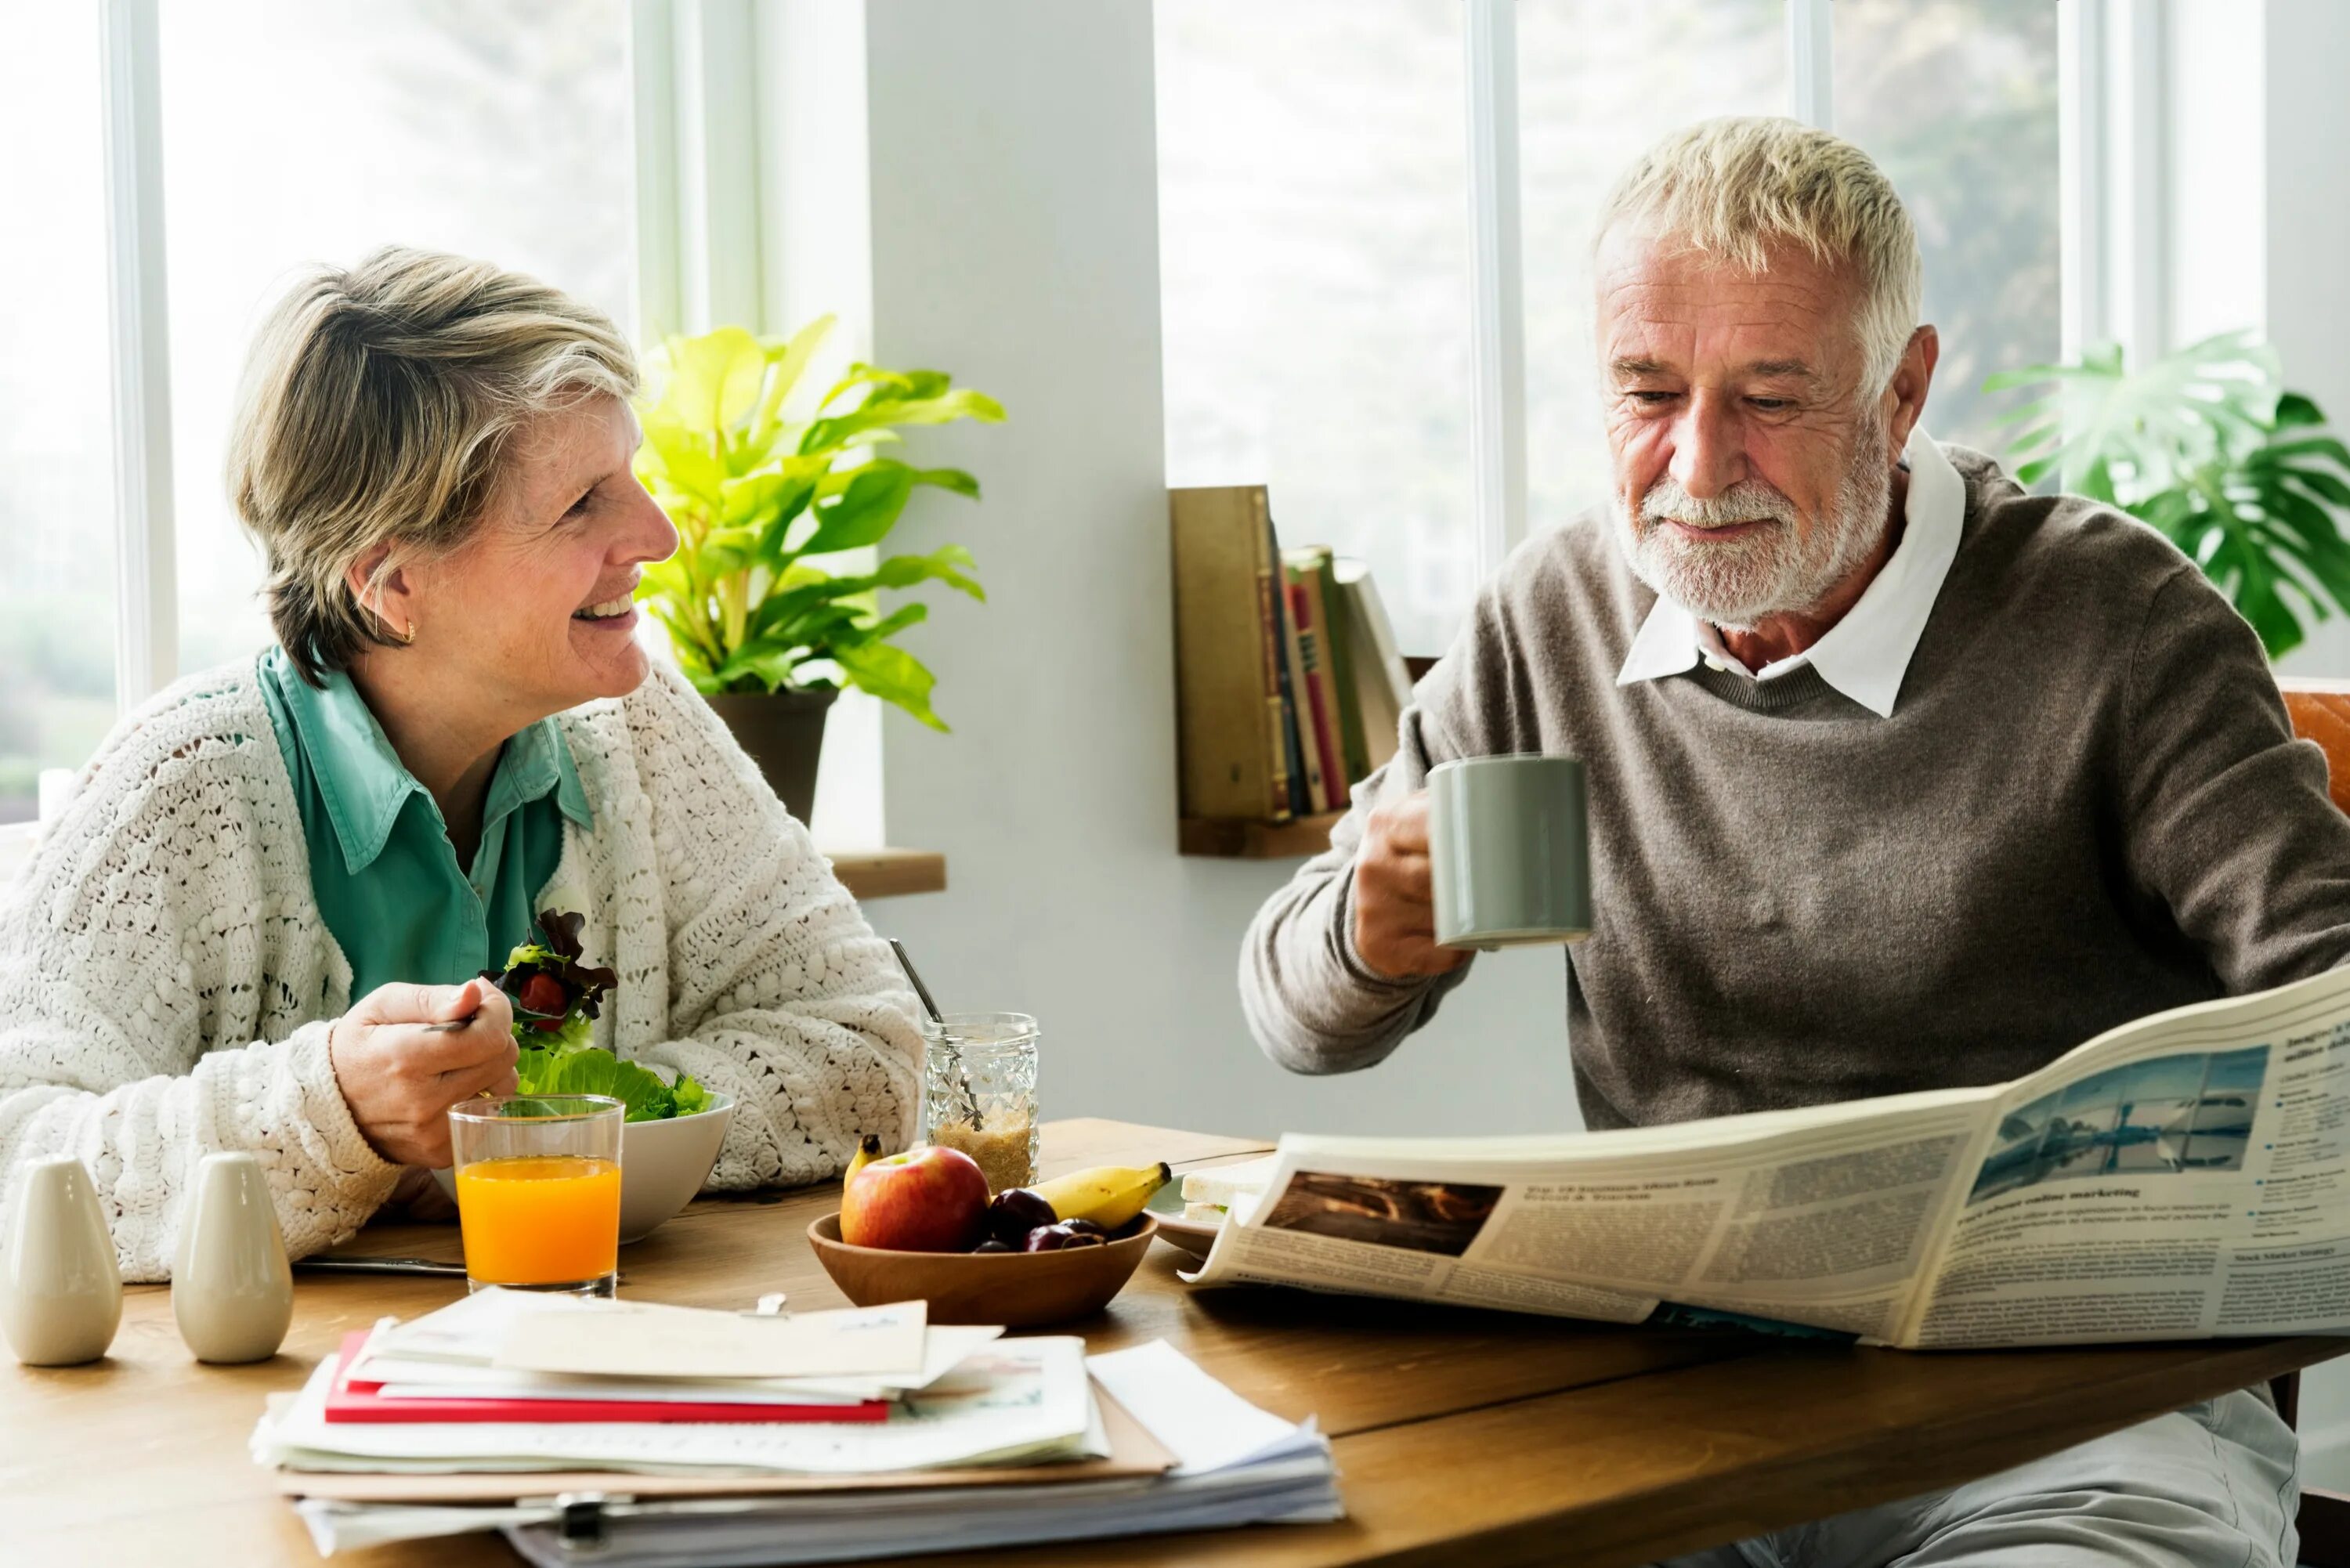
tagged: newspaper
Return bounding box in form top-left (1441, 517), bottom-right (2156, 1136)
top-left (1188, 966), bottom-right (2350, 1348)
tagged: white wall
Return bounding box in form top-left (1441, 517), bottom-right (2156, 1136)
top-left (854, 0), bottom-right (1582, 1143)
top-left (2263, 0), bottom-right (2350, 684)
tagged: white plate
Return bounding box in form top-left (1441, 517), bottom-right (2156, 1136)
top-left (1144, 1181), bottom-right (1220, 1259)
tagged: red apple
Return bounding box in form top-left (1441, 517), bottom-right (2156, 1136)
top-left (839, 1146), bottom-right (990, 1252)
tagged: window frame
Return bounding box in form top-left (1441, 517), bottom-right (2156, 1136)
top-left (1445, 0), bottom-right (2149, 640)
top-left (27, 0), bottom-right (2168, 844)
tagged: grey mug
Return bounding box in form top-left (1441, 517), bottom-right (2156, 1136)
top-left (1427, 754), bottom-right (1592, 951)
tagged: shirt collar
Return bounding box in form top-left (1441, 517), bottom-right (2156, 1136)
top-left (1614, 425), bottom-right (1965, 717)
top-left (266, 649), bottom-right (591, 874)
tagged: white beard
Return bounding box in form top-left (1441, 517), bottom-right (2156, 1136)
top-left (1614, 425), bottom-right (1895, 631)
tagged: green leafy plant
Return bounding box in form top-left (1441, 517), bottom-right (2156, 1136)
top-left (631, 318), bottom-right (1006, 728)
top-left (1987, 330), bottom-right (2350, 657)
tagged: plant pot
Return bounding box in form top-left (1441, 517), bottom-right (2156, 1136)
top-left (705, 685), bottom-right (839, 824)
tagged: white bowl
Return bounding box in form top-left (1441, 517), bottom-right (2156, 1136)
top-left (433, 1093), bottom-right (735, 1244)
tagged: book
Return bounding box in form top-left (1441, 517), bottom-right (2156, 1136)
top-left (324, 1333), bottom-right (891, 1426)
top-left (1331, 557), bottom-right (1411, 775)
top-left (1183, 967), bottom-right (2350, 1349)
top-left (1168, 487), bottom-right (1291, 822)
top-left (1264, 514), bottom-right (1311, 818)
top-left (1285, 572), bottom-right (1347, 809)
top-left (1289, 547), bottom-right (1368, 786)
top-left (1275, 565), bottom-right (1326, 814)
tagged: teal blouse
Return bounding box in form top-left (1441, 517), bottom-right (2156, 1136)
top-left (255, 647), bottom-right (593, 1001)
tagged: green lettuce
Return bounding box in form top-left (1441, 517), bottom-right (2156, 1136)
top-left (512, 1039), bottom-right (714, 1124)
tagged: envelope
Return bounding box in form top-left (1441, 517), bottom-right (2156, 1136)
top-left (493, 1299), bottom-right (928, 1379)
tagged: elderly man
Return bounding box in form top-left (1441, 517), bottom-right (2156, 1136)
top-left (1243, 117), bottom-right (2345, 1567)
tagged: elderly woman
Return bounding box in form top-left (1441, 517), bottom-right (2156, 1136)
top-left (0, 247), bottom-right (923, 1279)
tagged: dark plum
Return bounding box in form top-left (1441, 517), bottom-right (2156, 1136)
top-left (984, 1187), bottom-right (1058, 1246)
top-left (1022, 1221), bottom-right (1108, 1252)
top-left (971, 1239), bottom-right (1014, 1254)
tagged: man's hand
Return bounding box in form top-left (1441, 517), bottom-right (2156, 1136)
top-left (328, 977), bottom-right (518, 1169)
top-left (1351, 790), bottom-right (1473, 981)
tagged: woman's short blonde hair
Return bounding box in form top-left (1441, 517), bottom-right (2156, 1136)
top-left (226, 246), bottom-right (638, 684)
top-left (1596, 116), bottom-right (1923, 394)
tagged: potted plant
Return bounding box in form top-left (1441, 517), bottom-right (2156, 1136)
top-left (631, 317), bottom-right (1005, 820)
top-left (1987, 329), bottom-right (2350, 658)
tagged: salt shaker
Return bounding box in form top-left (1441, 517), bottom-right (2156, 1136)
top-left (172, 1152), bottom-right (293, 1364)
top-left (0, 1155), bottom-right (124, 1366)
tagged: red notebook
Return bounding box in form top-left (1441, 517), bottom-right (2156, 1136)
top-left (324, 1331), bottom-right (891, 1425)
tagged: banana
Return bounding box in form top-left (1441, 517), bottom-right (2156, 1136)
top-left (1034, 1162), bottom-right (1172, 1230)
top-left (844, 1133), bottom-right (884, 1187)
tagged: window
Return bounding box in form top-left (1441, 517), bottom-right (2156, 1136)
top-left (1155, 0), bottom-right (2083, 656)
top-left (158, 0), bottom-right (638, 675)
top-left (0, 6), bottom-right (115, 825)
top-left (1155, 0), bottom-right (1477, 660)
top-left (1517, 0), bottom-right (1786, 537)
top-left (1834, 0), bottom-right (2061, 457)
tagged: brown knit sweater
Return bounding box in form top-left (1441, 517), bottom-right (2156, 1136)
top-left (1241, 447), bottom-right (2350, 1130)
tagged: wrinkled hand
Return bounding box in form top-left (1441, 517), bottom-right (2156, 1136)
top-left (1350, 790), bottom-right (1473, 981)
top-left (328, 977), bottom-right (518, 1169)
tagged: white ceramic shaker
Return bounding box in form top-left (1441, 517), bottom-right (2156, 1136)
top-left (172, 1151), bottom-right (293, 1364)
top-left (0, 1154), bottom-right (124, 1366)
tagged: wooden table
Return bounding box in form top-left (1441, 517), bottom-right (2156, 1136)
top-left (8, 1118), bottom-right (2345, 1568)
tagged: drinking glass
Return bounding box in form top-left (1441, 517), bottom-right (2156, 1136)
top-left (920, 1012), bottom-right (1040, 1194)
top-left (448, 1094), bottom-right (624, 1297)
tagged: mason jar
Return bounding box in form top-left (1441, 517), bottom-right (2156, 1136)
top-left (920, 1011), bottom-right (1039, 1194)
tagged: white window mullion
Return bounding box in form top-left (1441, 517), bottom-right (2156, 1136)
top-left (1463, 0), bottom-right (1528, 583)
top-left (643, 0), bottom-right (766, 337)
top-left (630, 0), bottom-right (685, 344)
top-left (99, 0), bottom-right (176, 707)
top-left (1787, 0), bottom-right (1834, 129)
top-left (2058, 0), bottom-right (2110, 363)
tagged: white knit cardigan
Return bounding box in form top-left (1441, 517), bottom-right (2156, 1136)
top-left (0, 657), bottom-right (924, 1280)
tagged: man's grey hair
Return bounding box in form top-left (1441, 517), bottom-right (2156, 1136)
top-left (1596, 116), bottom-right (1923, 394)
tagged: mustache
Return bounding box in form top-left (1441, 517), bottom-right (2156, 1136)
top-left (1640, 476), bottom-right (1800, 531)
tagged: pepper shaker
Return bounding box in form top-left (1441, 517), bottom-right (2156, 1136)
top-left (0, 1155), bottom-right (124, 1367)
top-left (172, 1152), bottom-right (293, 1364)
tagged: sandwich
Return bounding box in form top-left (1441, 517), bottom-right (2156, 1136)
top-left (1178, 1154), bottom-right (1281, 1225)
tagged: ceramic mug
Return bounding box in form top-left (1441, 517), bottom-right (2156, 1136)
top-left (0, 1155), bottom-right (124, 1366)
top-left (1427, 754), bottom-right (1593, 952)
top-left (172, 1151), bottom-right (293, 1364)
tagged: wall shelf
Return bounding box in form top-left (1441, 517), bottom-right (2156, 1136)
top-left (1179, 811), bottom-right (1345, 860)
top-left (1174, 661), bottom-right (1431, 862)
top-left (830, 848), bottom-right (947, 899)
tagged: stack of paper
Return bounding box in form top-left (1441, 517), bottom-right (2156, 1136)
top-left (265, 1318), bottom-right (1340, 1559)
top-left (300, 1289), bottom-right (1000, 1432)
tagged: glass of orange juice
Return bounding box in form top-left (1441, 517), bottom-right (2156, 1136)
top-left (449, 1094), bottom-right (624, 1297)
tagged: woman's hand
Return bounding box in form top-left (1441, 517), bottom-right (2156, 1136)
top-left (328, 977), bottom-right (518, 1169)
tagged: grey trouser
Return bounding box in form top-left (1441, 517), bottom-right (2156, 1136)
top-left (1658, 1390), bottom-right (2298, 1568)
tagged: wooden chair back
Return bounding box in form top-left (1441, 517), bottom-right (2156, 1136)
top-left (2274, 676), bottom-right (2350, 1565)
top-left (2281, 678), bottom-right (2350, 813)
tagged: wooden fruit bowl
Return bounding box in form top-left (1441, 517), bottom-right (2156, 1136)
top-left (806, 1212), bottom-right (1158, 1327)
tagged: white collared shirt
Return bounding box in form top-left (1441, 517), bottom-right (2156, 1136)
top-left (1613, 425), bottom-right (1965, 718)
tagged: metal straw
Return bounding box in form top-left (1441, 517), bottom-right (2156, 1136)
top-left (888, 939), bottom-right (982, 1129)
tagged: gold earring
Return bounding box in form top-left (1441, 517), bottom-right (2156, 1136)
top-left (393, 620), bottom-right (417, 646)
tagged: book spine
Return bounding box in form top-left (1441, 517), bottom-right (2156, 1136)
top-left (1264, 511), bottom-right (1309, 818)
top-left (1313, 552), bottom-right (1368, 786)
top-left (1289, 575), bottom-right (1347, 813)
top-left (1281, 577), bottom-right (1329, 814)
top-left (1168, 487), bottom-right (1287, 821)
top-left (1253, 495), bottom-right (1296, 822)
